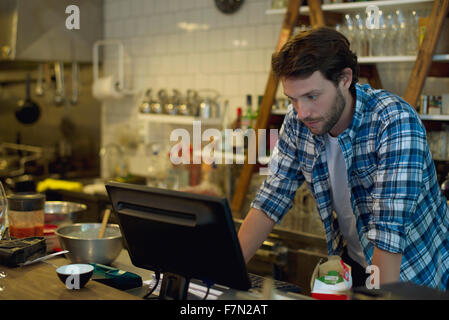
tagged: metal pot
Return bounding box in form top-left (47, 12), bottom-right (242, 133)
top-left (44, 201), bottom-right (87, 226)
top-left (55, 223), bottom-right (123, 265)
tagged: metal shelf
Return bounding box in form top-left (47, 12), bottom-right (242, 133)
top-left (358, 54), bottom-right (449, 64)
top-left (271, 109), bottom-right (449, 121)
top-left (137, 113), bottom-right (222, 126)
top-left (266, 0), bottom-right (434, 15)
top-left (419, 114), bottom-right (449, 121)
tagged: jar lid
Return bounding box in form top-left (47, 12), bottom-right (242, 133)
top-left (7, 193), bottom-right (45, 211)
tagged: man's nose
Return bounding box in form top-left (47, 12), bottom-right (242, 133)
top-left (294, 101), bottom-right (311, 121)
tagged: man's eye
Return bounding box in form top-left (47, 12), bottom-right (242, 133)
top-left (308, 95), bottom-right (317, 100)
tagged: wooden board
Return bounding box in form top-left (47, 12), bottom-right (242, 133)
top-left (231, 0), bottom-right (325, 214)
top-left (0, 257), bottom-right (141, 300)
top-left (403, 0), bottom-right (449, 106)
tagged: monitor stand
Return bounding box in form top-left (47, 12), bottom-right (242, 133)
top-left (159, 272), bottom-right (190, 300)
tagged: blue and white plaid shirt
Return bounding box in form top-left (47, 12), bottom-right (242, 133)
top-left (252, 83), bottom-right (449, 290)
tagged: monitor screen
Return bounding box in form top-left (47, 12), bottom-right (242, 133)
top-left (105, 181), bottom-right (251, 294)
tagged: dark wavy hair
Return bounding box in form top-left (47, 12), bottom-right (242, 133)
top-left (272, 27), bottom-right (359, 94)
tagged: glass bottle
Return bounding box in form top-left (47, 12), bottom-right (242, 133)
top-left (354, 13), bottom-right (369, 57)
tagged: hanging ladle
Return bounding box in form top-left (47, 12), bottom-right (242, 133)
top-left (15, 73), bottom-right (41, 125)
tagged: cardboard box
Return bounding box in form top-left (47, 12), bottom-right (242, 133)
top-left (310, 256), bottom-right (352, 300)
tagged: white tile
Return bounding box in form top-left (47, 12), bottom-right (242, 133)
top-left (155, 35), bottom-right (168, 54)
top-left (239, 73), bottom-right (256, 95)
top-left (218, 51), bottom-right (232, 74)
top-left (189, 9), bottom-right (203, 25)
top-left (130, 0), bottom-right (140, 17)
top-left (183, 31), bottom-right (195, 53)
top-left (186, 54), bottom-right (199, 74)
top-left (166, 34), bottom-right (176, 54)
top-left (214, 29), bottom-right (225, 51)
top-left (195, 73), bottom-right (208, 89)
top-left (195, 0), bottom-right (209, 9)
top-left (256, 24), bottom-right (273, 48)
top-left (135, 57), bottom-right (147, 76)
top-left (136, 17), bottom-right (147, 36)
top-left (202, 7), bottom-right (218, 30)
top-left (154, 0), bottom-right (164, 14)
top-left (168, 0), bottom-right (178, 12)
top-left (151, 56), bottom-right (162, 75)
top-left (104, 22), bottom-right (113, 39)
top-left (206, 52), bottom-right (216, 74)
top-left (145, 36), bottom-right (155, 55)
top-left (209, 74), bottom-right (224, 94)
top-left (161, 55), bottom-right (171, 75)
top-left (224, 28), bottom-right (237, 51)
top-left (263, 49), bottom-right (273, 73)
top-left (240, 26), bottom-right (256, 49)
top-left (198, 52), bottom-right (208, 73)
top-left (230, 50), bottom-right (246, 73)
top-left (177, 54), bottom-right (188, 75)
top-left (231, 4), bottom-right (249, 27)
top-left (144, 0), bottom-right (154, 15)
top-left (215, 10), bottom-right (227, 29)
top-left (246, 49), bottom-right (258, 73)
top-left (124, 20), bottom-right (136, 38)
top-left (247, 1), bottom-right (265, 25)
top-left (205, 30), bottom-right (216, 52)
top-left (161, 0), bottom-right (169, 13)
top-left (119, 0), bottom-right (131, 19)
top-left (155, 76), bottom-right (168, 89)
top-left (255, 72), bottom-right (267, 94)
top-left (196, 31), bottom-right (208, 53)
top-left (223, 74), bottom-right (240, 96)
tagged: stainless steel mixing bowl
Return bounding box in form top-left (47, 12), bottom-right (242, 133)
top-left (55, 223), bottom-right (123, 265)
top-left (45, 201), bottom-right (87, 226)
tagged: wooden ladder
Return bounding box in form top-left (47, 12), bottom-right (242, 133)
top-left (231, 0), bottom-right (449, 215)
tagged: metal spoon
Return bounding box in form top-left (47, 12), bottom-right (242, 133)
top-left (19, 250), bottom-right (69, 267)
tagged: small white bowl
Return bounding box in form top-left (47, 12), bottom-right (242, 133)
top-left (56, 264), bottom-right (94, 289)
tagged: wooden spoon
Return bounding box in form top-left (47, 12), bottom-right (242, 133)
top-left (98, 209), bottom-right (111, 239)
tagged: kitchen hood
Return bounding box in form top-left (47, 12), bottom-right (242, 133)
top-left (0, 0), bottom-right (103, 62)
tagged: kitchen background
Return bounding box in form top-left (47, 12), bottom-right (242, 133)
top-left (1, 0), bottom-right (449, 294)
top-left (1, 0), bottom-right (449, 221)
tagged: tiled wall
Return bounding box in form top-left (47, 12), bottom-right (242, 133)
top-left (100, 0), bottom-right (449, 177)
top-left (100, 0), bottom-right (284, 176)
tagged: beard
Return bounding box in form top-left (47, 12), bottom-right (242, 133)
top-left (308, 87), bottom-right (346, 136)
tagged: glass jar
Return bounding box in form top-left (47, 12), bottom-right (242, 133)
top-left (7, 193), bottom-right (45, 238)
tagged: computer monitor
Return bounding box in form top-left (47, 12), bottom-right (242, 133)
top-left (105, 181), bottom-right (251, 299)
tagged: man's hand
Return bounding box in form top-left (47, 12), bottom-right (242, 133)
top-left (371, 246), bottom-right (402, 285)
top-left (238, 208), bottom-right (276, 263)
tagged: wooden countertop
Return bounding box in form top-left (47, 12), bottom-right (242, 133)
top-left (0, 257), bottom-right (142, 300)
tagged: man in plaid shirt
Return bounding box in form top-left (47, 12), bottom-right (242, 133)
top-left (238, 27), bottom-right (449, 290)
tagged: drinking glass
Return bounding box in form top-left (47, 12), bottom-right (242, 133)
top-left (0, 181), bottom-right (8, 288)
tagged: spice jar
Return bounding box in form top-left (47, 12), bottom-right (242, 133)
top-left (7, 193), bottom-right (45, 238)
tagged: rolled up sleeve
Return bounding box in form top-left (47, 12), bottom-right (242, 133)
top-left (251, 117), bottom-right (304, 223)
top-left (368, 111), bottom-right (425, 253)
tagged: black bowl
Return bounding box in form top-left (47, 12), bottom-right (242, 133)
top-left (56, 264), bottom-right (94, 289)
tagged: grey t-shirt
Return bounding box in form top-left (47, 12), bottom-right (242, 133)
top-left (325, 133), bottom-right (368, 268)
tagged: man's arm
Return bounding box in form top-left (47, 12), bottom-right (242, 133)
top-left (371, 246), bottom-right (402, 285)
top-left (238, 208), bottom-right (276, 263)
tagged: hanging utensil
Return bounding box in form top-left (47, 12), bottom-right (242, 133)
top-left (35, 64), bottom-right (44, 96)
top-left (15, 73), bottom-right (41, 125)
top-left (54, 62), bottom-right (65, 106)
top-left (70, 61), bottom-right (79, 105)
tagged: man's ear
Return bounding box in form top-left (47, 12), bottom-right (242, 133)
top-left (339, 68), bottom-right (353, 90)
